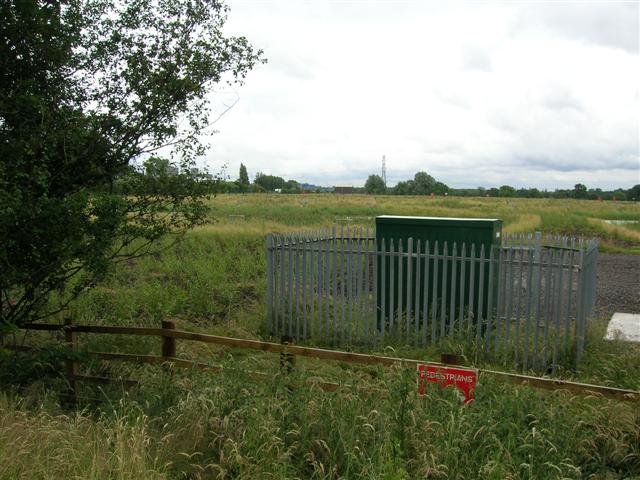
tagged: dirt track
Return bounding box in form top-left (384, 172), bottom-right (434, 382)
top-left (595, 253), bottom-right (640, 316)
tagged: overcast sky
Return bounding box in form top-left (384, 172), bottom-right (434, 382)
top-left (203, 1), bottom-right (639, 190)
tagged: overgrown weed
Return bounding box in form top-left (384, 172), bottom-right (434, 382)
top-left (2, 364), bottom-right (639, 479)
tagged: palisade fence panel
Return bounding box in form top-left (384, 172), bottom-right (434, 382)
top-left (266, 229), bottom-right (599, 372)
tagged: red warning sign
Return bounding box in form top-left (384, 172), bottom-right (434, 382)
top-left (417, 364), bottom-right (478, 404)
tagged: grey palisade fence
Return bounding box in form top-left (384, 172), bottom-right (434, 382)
top-left (266, 227), bottom-right (599, 373)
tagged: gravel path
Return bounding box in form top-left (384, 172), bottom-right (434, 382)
top-left (595, 253), bottom-right (640, 317)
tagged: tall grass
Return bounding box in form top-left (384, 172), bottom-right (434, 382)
top-left (0, 393), bottom-right (164, 479)
top-left (72, 231), bottom-right (266, 333)
top-left (1, 364), bottom-right (638, 479)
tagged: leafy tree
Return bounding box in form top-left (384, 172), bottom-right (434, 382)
top-left (0, 0), bottom-right (263, 326)
top-left (387, 171), bottom-right (448, 196)
top-left (254, 173), bottom-right (285, 191)
top-left (364, 174), bottom-right (386, 194)
top-left (392, 180), bottom-right (415, 195)
top-left (219, 181), bottom-right (240, 193)
top-left (282, 180), bottom-right (301, 193)
top-left (498, 185), bottom-right (516, 197)
top-left (628, 184), bottom-right (640, 201)
top-left (433, 181), bottom-right (449, 195)
top-left (412, 171), bottom-right (436, 195)
top-left (587, 188), bottom-right (602, 200)
top-left (143, 156), bottom-right (179, 177)
top-left (238, 163), bottom-right (250, 192)
top-left (450, 187), bottom-right (484, 197)
top-left (526, 188), bottom-right (542, 198)
top-left (552, 189), bottom-right (572, 199)
top-left (250, 183), bottom-right (266, 193)
top-left (573, 183), bottom-right (587, 199)
top-left (612, 189), bottom-right (627, 201)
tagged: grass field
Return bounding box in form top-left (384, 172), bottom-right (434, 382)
top-left (2, 195), bottom-right (640, 479)
top-left (205, 194), bottom-right (640, 250)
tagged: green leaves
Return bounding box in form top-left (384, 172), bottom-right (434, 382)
top-left (365, 174), bottom-right (386, 195)
top-left (238, 163), bottom-right (250, 192)
top-left (0, 0), bottom-right (263, 325)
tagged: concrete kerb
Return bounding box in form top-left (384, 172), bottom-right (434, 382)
top-left (604, 313), bottom-right (640, 342)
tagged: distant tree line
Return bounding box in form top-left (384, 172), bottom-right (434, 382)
top-left (450, 183), bottom-right (638, 201)
top-left (363, 174), bottom-right (637, 201)
top-left (365, 174), bottom-right (637, 201)
top-left (215, 165), bottom-right (325, 193)
top-left (215, 164), bottom-right (639, 201)
top-left (217, 171), bottom-right (305, 193)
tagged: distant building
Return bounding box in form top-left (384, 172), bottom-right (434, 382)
top-left (333, 185), bottom-right (355, 194)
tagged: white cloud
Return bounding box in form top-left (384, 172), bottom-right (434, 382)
top-left (203, 1), bottom-right (639, 189)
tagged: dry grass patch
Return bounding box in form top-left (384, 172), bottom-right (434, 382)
top-left (589, 218), bottom-right (640, 242)
top-left (0, 396), bottom-right (164, 480)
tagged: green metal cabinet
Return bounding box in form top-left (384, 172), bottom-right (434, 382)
top-left (375, 216), bottom-right (502, 334)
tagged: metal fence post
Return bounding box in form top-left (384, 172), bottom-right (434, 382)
top-left (431, 241), bottom-right (439, 344)
top-left (325, 231), bottom-right (331, 341)
top-left (295, 237), bottom-right (301, 339)
top-left (485, 245), bottom-right (496, 355)
top-left (266, 234), bottom-right (274, 334)
top-left (449, 242), bottom-right (458, 338)
top-left (458, 242), bottom-right (466, 339)
top-left (532, 243), bottom-right (544, 371)
top-left (532, 231), bottom-right (542, 292)
top-left (389, 239), bottom-right (396, 334)
top-left (588, 241), bottom-right (599, 316)
top-left (551, 248), bottom-right (566, 374)
top-left (422, 240), bottom-right (431, 345)
top-left (414, 239), bottom-right (422, 342)
top-left (523, 235), bottom-right (534, 370)
top-left (280, 236), bottom-right (286, 337)
top-left (397, 239), bottom-right (404, 337)
top-left (575, 249), bottom-right (586, 368)
top-left (379, 238), bottom-right (386, 340)
top-left (505, 236), bottom-right (515, 350)
top-left (513, 236), bottom-right (525, 364)
top-left (475, 245), bottom-right (485, 355)
top-left (467, 243), bottom-right (476, 341)
top-left (288, 236), bottom-right (294, 337)
top-left (364, 229), bottom-right (371, 342)
top-left (332, 226), bottom-right (338, 344)
top-left (406, 237), bottom-right (413, 343)
top-left (347, 232), bottom-right (353, 342)
top-left (541, 248), bottom-right (554, 371)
